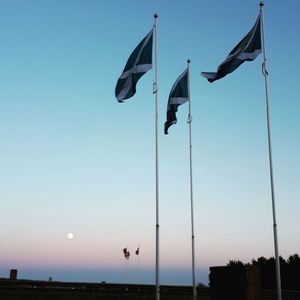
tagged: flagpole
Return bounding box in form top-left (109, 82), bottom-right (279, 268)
top-left (259, 3), bottom-right (282, 300)
top-left (153, 13), bottom-right (160, 300)
top-left (187, 59), bottom-right (197, 300)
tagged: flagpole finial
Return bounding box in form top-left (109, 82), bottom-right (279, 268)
top-left (187, 59), bottom-right (191, 64)
top-left (259, 1), bottom-right (264, 7)
top-left (154, 13), bottom-right (158, 19)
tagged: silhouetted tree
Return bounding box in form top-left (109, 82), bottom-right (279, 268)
top-left (286, 254), bottom-right (300, 289)
top-left (227, 260), bottom-right (245, 268)
top-left (227, 254), bottom-right (300, 290)
top-left (287, 253), bottom-right (300, 265)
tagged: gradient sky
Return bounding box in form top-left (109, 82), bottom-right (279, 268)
top-left (0, 0), bottom-right (299, 286)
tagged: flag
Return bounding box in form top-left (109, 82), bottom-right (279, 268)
top-left (164, 68), bottom-right (189, 134)
top-left (201, 14), bottom-right (261, 83)
top-left (115, 29), bottom-right (153, 102)
top-left (135, 246), bottom-right (140, 255)
top-left (123, 248), bottom-right (130, 259)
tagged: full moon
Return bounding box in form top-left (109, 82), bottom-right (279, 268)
top-left (67, 233), bottom-right (74, 239)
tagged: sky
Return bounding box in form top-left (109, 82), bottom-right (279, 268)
top-left (0, 0), bottom-right (299, 286)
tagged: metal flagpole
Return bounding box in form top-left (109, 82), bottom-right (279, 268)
top-left (153, 13), bottom-right (160, 300)
top-left (259, 3), bottom-right (282, 300)
top-left (187, 59), bottom-right (197, 300)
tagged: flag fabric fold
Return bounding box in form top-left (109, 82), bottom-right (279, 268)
top-left (201, 14), bottom-right (262, 83)
top-left (115, 29), bottom-right (153, 102)
top-left (164, 68), bottom-right (189, 134)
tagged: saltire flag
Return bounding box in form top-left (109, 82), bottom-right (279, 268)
top-left (164, 68), bottom-right (189, 134)
top-left (201, 14), bottom-right (261, 83)
top-left (115, 29), bottom-right (153, 102)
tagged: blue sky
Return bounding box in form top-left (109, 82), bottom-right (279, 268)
top-left (0, 0), bottom-right (299, 286)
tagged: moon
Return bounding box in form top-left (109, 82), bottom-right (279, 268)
top-left (67, 233), bottom-right (74, 240)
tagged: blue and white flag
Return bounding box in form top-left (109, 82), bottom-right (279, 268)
top-left (201, 14), bottom-right (261, 83)
top-left (164, 68), bottom-right (189, 134)
top-left (115, 30), bottom-right (153, 102)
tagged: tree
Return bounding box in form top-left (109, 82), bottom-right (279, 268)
top-left (227, 260), bottom-right (245, 268)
